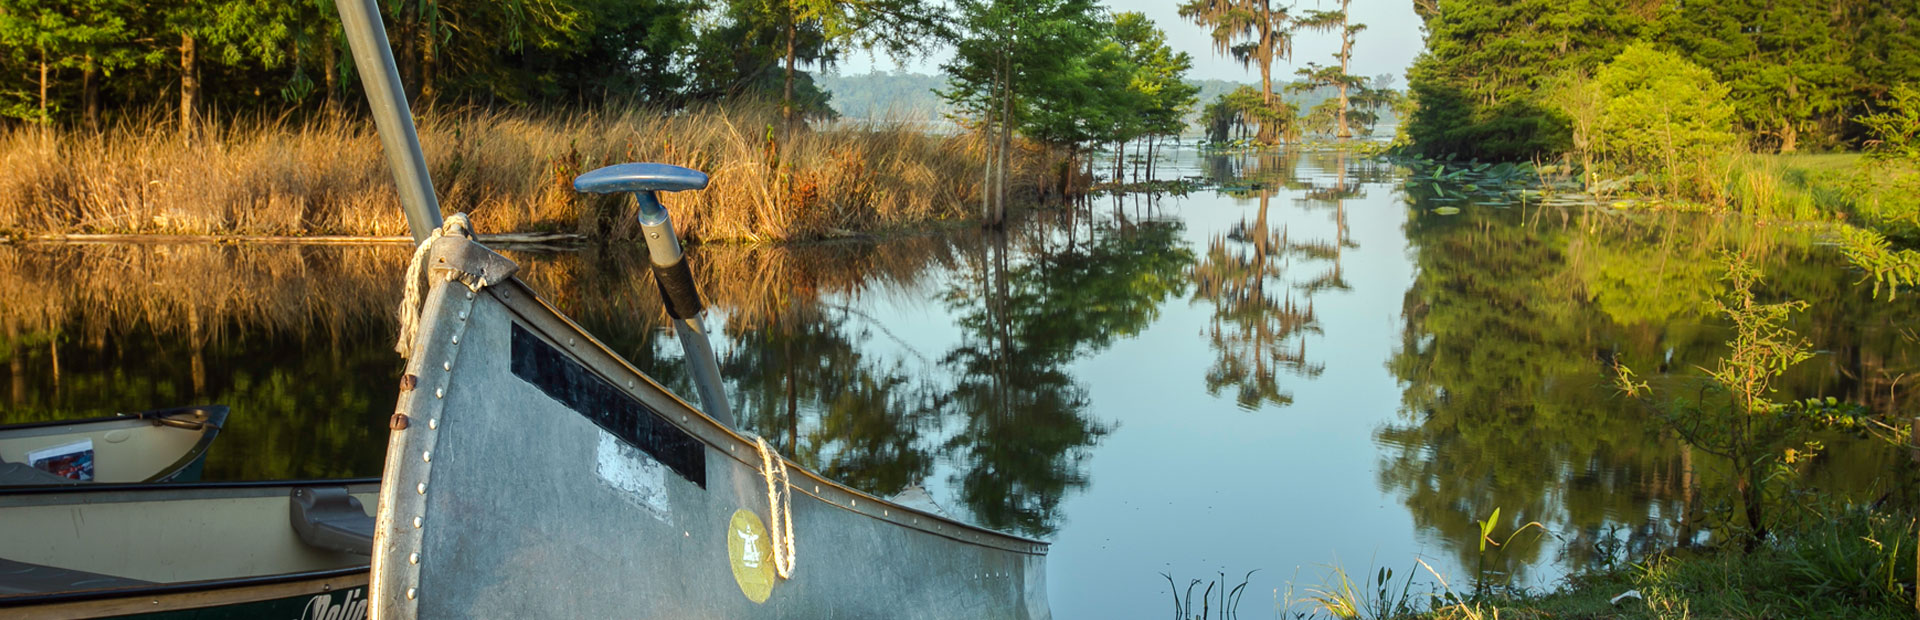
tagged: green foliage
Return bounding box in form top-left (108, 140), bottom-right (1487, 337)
top-left (1301, 564), bottom-right (1418, 620)
top-left (1401, 0), bottom-right (1647, 160)
top-left (1582, 44), bottom-right (1736, 170)
top-left (1110, 12), bottom-right (1199, 143)
top-left (1659, 0), bottom-right (1858, 153)
top-left (1178, 0), bottom-right (1292, 143)
top-left (1857, 84), bottom-right (1920, 162)
top-left (1774, 503), bottom-right (1917, 608)
top-left (1433, 504), bottom-right (1918, 620)
top-left (1615, 252), bottom-right (1820, 545)
top-left (1832, 225), bottom-right (1920, 300)
top-left (1406, 0), bottom-right (1919, 159)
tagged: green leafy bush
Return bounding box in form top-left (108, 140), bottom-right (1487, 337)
top-left (1589, 43), bottom-right (1738, 169)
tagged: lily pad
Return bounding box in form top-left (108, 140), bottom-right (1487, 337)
top-left (1433, 206), bottom-right (1461, 215)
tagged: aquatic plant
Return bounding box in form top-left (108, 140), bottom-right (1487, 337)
top-left (1470, 508), bottom-right (1546, 597)
top-left (1163, 570), bottom-right (1256, 619)
top-left (1614, 251), bottom-right (1817, 547)
top-left (1301, 564), bottom-right (1421, 620)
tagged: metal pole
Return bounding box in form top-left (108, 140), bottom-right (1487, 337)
top-left (335, 0), bottom-right (442, 243)
top-left (635, 192), bottom-right (733, 426)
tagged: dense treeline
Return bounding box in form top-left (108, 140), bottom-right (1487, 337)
top-left (0, 0), bottom-right (1201, 230)
top-left (1405, 0), bottom-right (1920, 160)
top-left (0, 0), bottom-right (1192, 134)
top-left (0, 0), bottom-right (744, 128)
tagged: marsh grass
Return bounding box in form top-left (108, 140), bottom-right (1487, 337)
top-left (0, 105), bottom-right (1042, 242)
top-left (1163, 570), bottom-right (1257, 619)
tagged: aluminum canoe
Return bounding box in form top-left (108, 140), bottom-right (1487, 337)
top-left (371, 232), bottom-right (1051, 618)
top-left (0, 478), bottom-right (377, 619)
top-left (0, 406), bottom-right (228, 486)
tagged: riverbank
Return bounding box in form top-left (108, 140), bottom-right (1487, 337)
top-left (0, 106), bottom-right (1047, 243)
top-left (1385, 502), bottom-right (1917, 620)
top-left (1289, 507), bottom-right (1918, 620)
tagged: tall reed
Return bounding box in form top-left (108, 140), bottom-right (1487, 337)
top-left (0, 105), bottom-right (1044, 241)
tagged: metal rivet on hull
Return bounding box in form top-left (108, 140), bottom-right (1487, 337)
top-left (412, 517), bottom-right (423, 528)
top-left (409, 553), bottom-right (420, 565)
top-left (416, 483), bottom-right (427, 495)
top-left (406, 588), bottom-right (416, 600)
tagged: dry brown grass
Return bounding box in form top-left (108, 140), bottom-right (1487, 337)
top-left (0, 105), bottom-right (1045, 242)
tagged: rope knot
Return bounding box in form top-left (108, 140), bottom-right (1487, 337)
top-left (395, 214), bottom-right (475, 359)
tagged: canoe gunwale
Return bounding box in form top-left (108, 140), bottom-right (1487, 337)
top-left (498, 276), bottom-right (1049, 555)
top-left (0, 476), bottom-right (381, 499)
top-left (0, 565), bottom-right (367, 608)
top-left (0, 405), bottom-right (224, 433)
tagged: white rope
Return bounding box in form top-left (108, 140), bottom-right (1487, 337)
top-left (751, 435), bottom-right (797, 579)
top-left (395, 214), bottom-right (472, 359)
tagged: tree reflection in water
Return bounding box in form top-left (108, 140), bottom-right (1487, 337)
top-left (941, 213), bottom-right (1192, 536)
top-left (1379, 196), bottom-right (1920, 586)
top-left (1188, 149), bottom-right (1360, 410)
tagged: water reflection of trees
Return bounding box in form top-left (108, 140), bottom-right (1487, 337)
top-left (940, 215), bottom-right (1193, 535)
top-left (1380, 203), bottom-right (1920, 585)
top-left (525, 218), bottom-right (1196, 537)
top-left (0, 244), bottom-right (408, 479)
top-left (0, 225), bottom-right (1191, 540)
top-left (1189, 150), bottom-right (1364, 410)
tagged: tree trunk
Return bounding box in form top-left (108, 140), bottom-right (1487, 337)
top-left (37, 46), bottom-right (49, 124)
top-left (783, 17), bottom-right (798, 133)
top-left (1335, 3), bottom-right (1354, 139)
top-left (83, 56), bottom-right (99, 131)
top-left (1060, 146), bottom-right (1076, 203)
top-left (180, 33), bottom-right (198, 140)
top-left (322, 32), bottom-right (338, 103)
top-left (1147, 136), bottom-right (1158, 182)
top-left (397, 1), bottom-right (418, 97)
top-left (1738, 464), bottom-right (1767, 551)
top-left (1779, 122), bottom-right (1798, 153)
top-left (996, 59), bottom-right (1013, 226)
top-left (421, 27), bottom-right (437, 104)
top-left (1255, 0), bottom-right (1278, 145)
top-left (982, 120), bottom-right (993, 222)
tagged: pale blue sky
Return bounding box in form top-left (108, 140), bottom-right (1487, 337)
top-left (833, 0), bottom-right (1426, 84)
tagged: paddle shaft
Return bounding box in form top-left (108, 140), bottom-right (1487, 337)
top-left (335, 0), bottom-right (443, 243)
top-left (637, 191), bottom-right (734, 426)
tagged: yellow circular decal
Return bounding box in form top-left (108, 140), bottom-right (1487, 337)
top-left (727, 509), bottom-right (776, 603)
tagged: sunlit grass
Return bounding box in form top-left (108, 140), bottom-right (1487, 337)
top-left (0, 105), bottom-right (1042, 242)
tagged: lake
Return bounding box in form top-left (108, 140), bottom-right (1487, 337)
top-left (2, 145), bottom-right (1911, 617)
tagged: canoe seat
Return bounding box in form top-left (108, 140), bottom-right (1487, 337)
top-left (290, 486), bottom-right (375, 556)
top-left (0, 557), bottom-right (152, 595)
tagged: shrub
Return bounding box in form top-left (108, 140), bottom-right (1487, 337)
top-left (1857, 84), bottom-right (1920, 162)
top-left (1589, 43), bottom-right (1738, 170)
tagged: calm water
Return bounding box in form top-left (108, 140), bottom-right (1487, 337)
top-left (3, 147), bottom-right (1913, 617)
